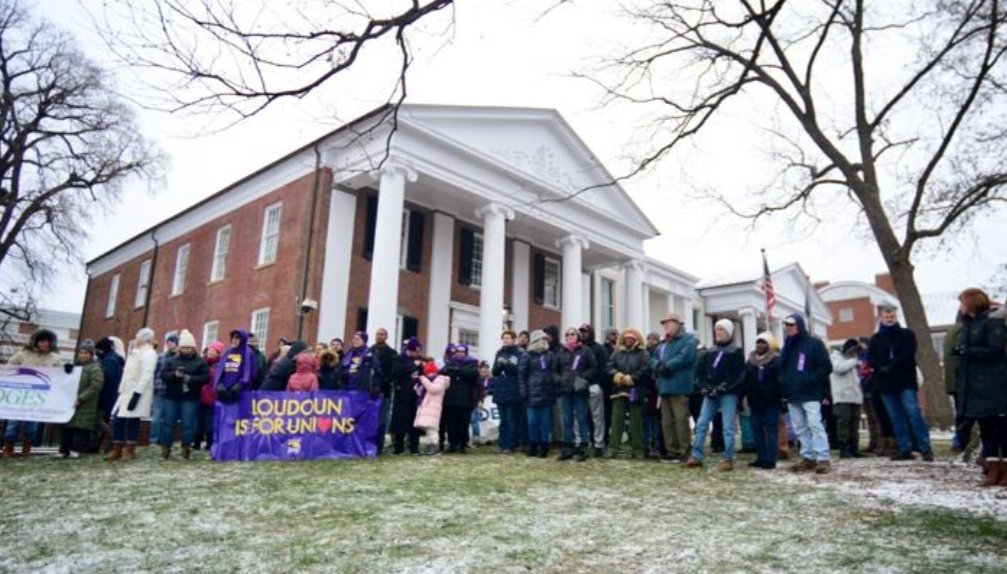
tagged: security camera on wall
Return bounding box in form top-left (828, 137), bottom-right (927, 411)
top-left (300, 298), bottom-right (318, 314)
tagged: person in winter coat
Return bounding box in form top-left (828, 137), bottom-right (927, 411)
top-left (578, 323), bottom-right (611, 457)
top-left (644, 332), bottom-right (663, 458)
top-left (318, 350), bottom-right (340, 390)
top-left (2, 329), bottom-right (63, 458)
top-left (440, 344), bottom-right (481, 453)
top-left (246, 334), bottom-right (268, 390)
top-left (779, 313), bottom-right (834, 474)
top-left (519, 329), bottom-right (559, 458)
top-left (94, 337), bottom-right (125, 452)
top-left (555, 327), bottom-right (598, 462)
top-left (954, 288), bottom-right (1007, 486)
top-left (606, 327), bottom-right (652, 459)
top-left (58, 340), bottom-right (105, 458)
top-left (867, 304), bottom-right (934, 462)
top-left (159, 330), bottom-right (210, 460)
top-left (370, 327), bottom-right (398, 455)
top-left (831, 339), bottom-right (865, 459)
top-left (213, 329), bottom-right (258, 401)
top-left (389, 338), bottom-right (425, 455)
top-left (106, 328), bottom-right (158, 461)
top-left (261, 340), bottom-right (306, 391)
top-left (338, 332), bottom-right (379, 394)
top-left (684, 319), bottom-right (744, 471)
top-left (193, 340), bottom-right (224, 451)
top-left (745, 332), bottom-right (781, 469)
top-left (491, 330), bottom-right (524, 454)
top-left (415, 360), bottom-right (450, 455)
top-left (150, 334), bottom-right (178, 446)
top-left (652, 313), bottom-right (697, 462)
top-left (286, 352), bottom-right (319, 392)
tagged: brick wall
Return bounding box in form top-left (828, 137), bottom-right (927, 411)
top-left (825, 296), bottom-right (877, 342)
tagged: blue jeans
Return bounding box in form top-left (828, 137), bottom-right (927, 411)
top-left (881, 390), bottom-right (932, 454)
top-left (788, 401), bottom-right (830, 462)
top-left (560, 394), bottom-right (590, 447)
top-left (691, 394), bottom-right (738, 461)
top-left (470, 408), bottom-right (482, 438)
top-left (497, 402), bottom-right (522, 452)
top-left (526, 404), bottom-right (552, 445)
top-left (750, 405), bottom-right (780, 464)
top-left (160, 397), bottom-right (199, 447)
top-left (375, 397), bottom-right (391, 455)
top-left (645, 413), bottom-right (661, 452)
top-left (112, 417), bottom-right (140, 443)
top-left (3, 420), bottom-right (40, 443)
top-left (149, 394), bottom-right (165, 444)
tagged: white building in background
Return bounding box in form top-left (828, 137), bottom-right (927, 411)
top-left (0, 308), bottom-right (80, 363)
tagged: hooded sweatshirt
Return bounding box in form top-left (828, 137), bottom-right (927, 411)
top-left (287, 353), bottom-right (320, 392)
top-left (214, 329), bottom-right (258, 392)
top-left (779, 314), bottom-right (832, 403)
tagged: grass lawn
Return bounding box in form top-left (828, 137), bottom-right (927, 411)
top-left (2, 443), bottom-right (1006, 573)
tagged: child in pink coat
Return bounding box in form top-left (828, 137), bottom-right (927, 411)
top-left (414, 360), bottom-right (450, 455)
top-left (286, 352), bottom-right (319, 392)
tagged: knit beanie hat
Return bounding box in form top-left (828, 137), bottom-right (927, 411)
top-left (136, 327), bottom-right (155, 343)
top-left (755, 332), bottom-right (774, 346)
top-left (78, 339), bottom-right (96, 355)
top-left (166, 333), bottom-right (180, 345)
top-left (529, 329), bottom-right (548, 344)
top-left (178, 329), bottom-right (197, 349)
top-left (714, 318), bottom-right (735, 339)
top-left (404, 337), bottom-right (422, 352)
top-left (423, 361), bottom-right (440, 378)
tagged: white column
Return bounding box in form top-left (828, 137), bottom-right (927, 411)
top-left (511, 241), bottom-right (530, 333)
top-left (365, 161), bottom-right (416, 339)
top-left (426, 212), bottom-right (454, 357)
top-left (477, 203), bottom-right (514, 360)
top-left (557, 234), bottom-right (589, 330)
top-left (581, 273), bottom-right (591, 327)
top-left (683, 298), bottom-right (695, 332)
top-left (740, 307), bottom-right (758, 355)
top-left (317, 187), bottom-right (358, 342)
top-left (624, 261), bottom-right (645, 329)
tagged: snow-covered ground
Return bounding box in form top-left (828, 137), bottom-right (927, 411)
top-left (1, 448), bottom-right (1005, 573)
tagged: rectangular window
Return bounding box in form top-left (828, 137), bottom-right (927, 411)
top-left (601, 278), bottom-right (615, 332)
top-left (458, 328), bottom-right (480, 355)
top-left (202, 321), bottom-right (219, 350)
top-left (251, 308), bottom-right (270, 346)
top-left (105, 273), bottom-right (120, 318)
top-left (134, 260), bottom-right (152, 308)
top-left (172, 244), bottom-right (190, 296)
top-left (258, 203), bottom-right (282, 266)
top-left (839, 307), bottom-right (854, 323)
top-left (211, 225), bottom-right (231, 281)
top-left (470, 233), bottom-right (484, 288)
top-left (543, 257), bottom-right (561, 309)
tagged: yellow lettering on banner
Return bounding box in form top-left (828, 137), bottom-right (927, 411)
top-left (331, 417), bottom-right (356, 434)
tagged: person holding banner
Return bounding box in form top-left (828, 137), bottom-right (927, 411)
top-left (58, 340), bottom-right (105, 459)
top-left (106, 328), bottom-right (158, 461)
top-left (3, 329), bottom-right (63, 458)
top-left (338, 332), bottom-right (378, 394)
top-left (159, 330), bottom-right (210, 460)
top-left (214, 329), bottom-right (259, 400)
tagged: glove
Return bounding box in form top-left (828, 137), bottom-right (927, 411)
top-left (63, 363), bottom-right (74, 374)
top-left (216, 385), bottom-right (228, 401)
top-left (127, 392), bottom-right (141, 410)
top-left (228, 388), bottom-right (241, 403)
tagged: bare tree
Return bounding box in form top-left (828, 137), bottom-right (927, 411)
top-left (592, 0), bottom-right (1007, 427)
top-left (0, 0), bottom-right (162, 303)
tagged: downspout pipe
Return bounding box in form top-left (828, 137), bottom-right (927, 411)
top-left (297, 145), bottom-right (323, 340)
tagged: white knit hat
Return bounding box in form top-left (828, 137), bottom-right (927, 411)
top-left (135, 327), bottom-right (155, 343)
top-left (714, 318), bottom-right (735, 339)
top-left (178, 329), bottom-right (197, 349)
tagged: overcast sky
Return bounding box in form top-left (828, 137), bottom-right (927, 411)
top-left (30, 1), bottom-right (1007, 313)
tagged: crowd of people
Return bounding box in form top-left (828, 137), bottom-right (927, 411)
top-left (2, 288), bottom-right (1004, 487)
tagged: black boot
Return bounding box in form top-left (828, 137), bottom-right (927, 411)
top-left (538, 443), bottom-right (549, 458)
top-left (574, 446), bottom-right (588, 462)
top-left (558, 446), bottom-right (574, 461)
top-left (526, 443), bottom-right (538, 457)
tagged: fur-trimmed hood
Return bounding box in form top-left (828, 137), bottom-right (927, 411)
top-left (616, 328), bottom-right (645, 352)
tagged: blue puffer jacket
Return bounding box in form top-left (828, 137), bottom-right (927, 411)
top-left (652, 331), bottom-right (697, 396)
top-left (778, 314), bottom-right (832, 403)
top-left (491, 344), bottom-right (524, 405)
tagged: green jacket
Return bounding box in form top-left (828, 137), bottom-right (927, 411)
top-left (67, 361), bottom-right (104, 430)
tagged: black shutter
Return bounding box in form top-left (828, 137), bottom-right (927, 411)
top-left (356, 308), bottom-right (369, 333)
top-left (363, 195), bottom-right (378, 260)
top-left (533, 252), bottom-right (545, 305)
top-left (403, 316), bottom-right (419, 341)
top-left (406, 210), bottom-right (425, 272)
top-left (458, 228), bottom-right (474, 286)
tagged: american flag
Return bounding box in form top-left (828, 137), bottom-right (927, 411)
top-left (762, 249), bottom-right (776, 324)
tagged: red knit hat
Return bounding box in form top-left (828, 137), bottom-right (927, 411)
top-left (423, 361), bottom-right (439, 378)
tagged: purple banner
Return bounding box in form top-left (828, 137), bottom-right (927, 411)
top-left (211, 391), bottom-right (381, 462)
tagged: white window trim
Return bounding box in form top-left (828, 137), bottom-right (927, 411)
top-left (251, 307), bottom-right (270, 346)
top-left (543, 256), bottom-right (561, 310)
top-left (600, 277), bottom-right (616, 332)
top-left (470, 232), bottom-right (484, 289)
top-left (258, 202), bottom-right (283, 266)
top-left (105, 273), bottom-right (120, 319)
top-left (202, 320), bottom-right (219, 351)
top-left (134, 260), bottom-right (151, 309)
top-left (172, 244), bottom-right (190, 296)
top-left (839, 307), bottom-right (854, 323)
top-left (399, 208), bottom-right (410, 271)
top-left (210, 225), bottom-right (231, 282)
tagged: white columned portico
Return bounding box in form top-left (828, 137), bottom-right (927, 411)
top-left (317, 186), bottom-right (357, 341)
top-left (683, 299), bottom-right (695, 332)
top-left (365, 160), bottom-right (417, 338)
top-left (739, 307), bottom-right (758, 355)
top-left (625, 261), bottom-right (645, 329)
top-left (426, 212), bottom-right (455, 357)
top-left (511, 241), bottom-right (530, 333)
top-left (476, 203), bottom-right (514, 360)
top-left (558, 234), bottom-right (589, 330)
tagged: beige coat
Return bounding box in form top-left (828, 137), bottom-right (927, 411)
top-left (829, 351), bottom-right (863, 405)
top-left (414, 374), bottom-right (450, 431)
top-left (111, 343), bottom-right (158, 419)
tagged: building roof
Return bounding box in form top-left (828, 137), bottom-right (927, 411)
top-left (922, 291), bottom-right (960, 329)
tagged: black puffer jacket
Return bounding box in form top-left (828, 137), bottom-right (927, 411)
top-left (261, 341), bottom-right (308, 391)
top-left (160, 352), bottom-right (210, 401)
top-left (867, 324), bottom-right (918, 393)
top-left (696, 342), bottom-right (745, 398)
top-left (555, 344), bottom-right (597, 395)
top-left (955, 307), bottom-right (1007, 418)
top-left (519, 343), bottom-right (558, 407)
top-left (442, 357), bottom-right (480, 409)
top-left (743, 352), bottom-right (781, 410)
top-left (606, 328), bottom-right (652, 403)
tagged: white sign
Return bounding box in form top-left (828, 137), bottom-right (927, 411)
top-left (472, 394), bottom-right (500, 443)
top-left (0, 366), bottom-right (81, 423)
